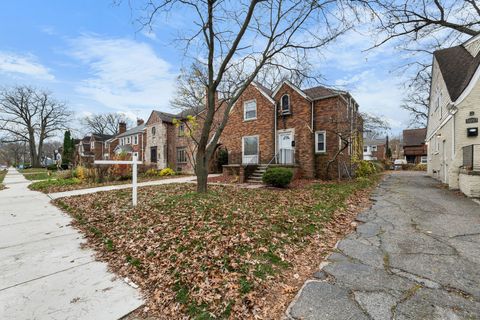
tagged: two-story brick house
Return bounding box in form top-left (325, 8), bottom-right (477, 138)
top-left (144, 110), bottom-right (196, 172)
top-left (108, 120), bottom-right (147, 161)
top-left (219, 81), bottom-right (363, 179)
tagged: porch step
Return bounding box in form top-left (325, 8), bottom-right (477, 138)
top-left (246, 179), bottom-right (263, 184)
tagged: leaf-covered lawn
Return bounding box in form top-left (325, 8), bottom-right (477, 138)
top-left (29, 174), bottom-right (191, 193)
top-left (56, 176), bottom-right (380, 319)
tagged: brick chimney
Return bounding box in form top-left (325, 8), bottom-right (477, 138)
top-left (137, 119), bottom-right (144, 126)
top-left (119, 122), bottom-right (127, 134)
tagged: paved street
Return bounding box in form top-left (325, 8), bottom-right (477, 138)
top-left (287, 171), bottom-right (480, 320)
top-left (0, 169), bottom-right (143, 320)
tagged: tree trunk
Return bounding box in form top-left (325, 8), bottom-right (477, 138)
top-left (195, 150), bottom-right (209, 193)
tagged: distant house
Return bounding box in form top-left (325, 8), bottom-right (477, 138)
top-left (426, 34), bottom-right (480, 197)
top-left (107, 120), bottom-right (146, 161)
top-left (363, 135), bottom-right (387, 161)
top-left (144, 110), bottom-right (197, 173)
top-left (403, 128), bottom-right (427, 164)
top-left (74, 136), bottom-right (94, 165)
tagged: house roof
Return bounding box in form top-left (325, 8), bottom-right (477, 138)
top-left (252, 81), bottom-right (273, 96)
top-left (434, 44), bottom-right (480, 101)
top-left (116, 123), bottom-right (145, 138)
top-left (152, 110), bottom-right (178, 123)
top-left (91, 133), bottom-right (114, 141)
top-left (364, 137), bottom-right (386, 146)
top-left (403, 128), bottom-right (427, 146)
top-left (303, 85), bottom-right (338, 100)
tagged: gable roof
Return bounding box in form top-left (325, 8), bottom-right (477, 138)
top-left (116, 123), bottom-right (145, 138)
top-left (434, 44), bottom-right (480, 101)
top-left (91, 133), bottom-right (114, 141)
top-left (403, 128), bottom-right (427, 146)
top-left (303, 85), bottom-right (338, 100)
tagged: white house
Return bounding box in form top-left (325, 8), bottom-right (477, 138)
top-left (426, 34), bottom-right (480, 197)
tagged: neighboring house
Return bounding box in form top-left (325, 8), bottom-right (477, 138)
top-left (74, 136), bottom-right (94, 165)
top-left (363, 135), bottom-right (386, 161)
top-left (426, 34), bottom-right (480, 197)
top-left (144, 110), bottom-right (196, 173)
top-left (403, 128), bottom-right (427, 164)
top-left (219, 80), bottom-right (363, 179)
top-left (107, 120), bottom-right (146, 161)
top-left (89, 133), bottom-right (114, 161)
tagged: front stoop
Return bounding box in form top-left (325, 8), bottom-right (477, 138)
top-left (246, 164), bottom-right (267, 184)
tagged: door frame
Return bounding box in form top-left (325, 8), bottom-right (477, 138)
top-left (277, 129), bottom-right (295, 164)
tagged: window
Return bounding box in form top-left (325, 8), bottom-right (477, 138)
top-left (133, 135), bottom-right (138, 145)
top-left (363, 146), bottom-right (368, 153)
top-left (177, 147), bottom-right (187, 164)
top-left (150, 147), bottom-right (157, 163)
top-left (421, 156), bottom-right (428, 164)
top-left (132, 152), bottom-right (139, 159)
top-left (127, 137), bottom-right (131, 144)
top-left (178, 123), bottom-right (185, 136)
top-left (315, 131), bottom-right (326, 153)
top-left (91, 141), bottom-right (95, 150)
top-left (371, 145), bottom-right (377, 152)
top-left (244, 100), bottom-right (257, 120)
top-left (152, 126), bottom-right (156, 136)
top-left (281, 94), bottom-right (290, 114)
top-left (243, 136), bottom-right (259, 156)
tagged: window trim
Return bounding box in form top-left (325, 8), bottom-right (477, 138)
top-left (281, 94), bottom-right (291, 114)
top-left (133, 135), bottom-right (138, 145)
top-left (243, 99), bottom-right (257, 121)
top-left (152, 126), bottom-right (156, 136)
top-left (178, 122), bottom-right (186, 137)
top-left (315, 130), bottom-right (326, 153)
top-left (177, 147), bottom-right (188, 164)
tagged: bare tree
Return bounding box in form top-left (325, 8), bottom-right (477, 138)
top-left (0, 142), bottom-right (26, 166)
top-left (0, 86), bottom-right (72, 167)
top-left (81, 113), bottom-right (133, 135)
top-left (129, 0), bottom-right (351, 192)
top-left (353, 0), bottom-right (480, 126)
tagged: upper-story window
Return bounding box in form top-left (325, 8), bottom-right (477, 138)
top-left (152, 126), bottom-right (156, 136)
top-left (178, 123), bottom-right (185, 136)
top-left (281, 94), bottom-right (290, 114)
top-left (363, 146), bottom-right (368, 153)
top-left (127, 137), bottom-right (131, 144)
top-left (91, 141), bottom-right (95, 150)
top-left (371, 145), bottom-right (377, 152)
top-left (244, 100), bottom-right (257, 120)
top-left (133, 135), bottom-right (138, 145)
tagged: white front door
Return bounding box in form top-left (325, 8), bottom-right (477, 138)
top-left (242, 136), bottom-right (259, 164)
top-left (278, 131), bottom-right (294, 164)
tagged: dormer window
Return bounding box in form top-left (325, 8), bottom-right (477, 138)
top-left (281, 94), bottom-right (290, 114)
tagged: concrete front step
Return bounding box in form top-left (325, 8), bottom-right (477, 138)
top-left (246, 180), bottom-right (263, 184)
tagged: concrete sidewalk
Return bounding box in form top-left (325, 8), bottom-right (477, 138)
top-left (48, 174), bottom-right (220, 200)
top-left (0, 168), bottom-right (143, 320)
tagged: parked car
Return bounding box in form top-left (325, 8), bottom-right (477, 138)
top-left (394, 159), bottom-right (407, 170)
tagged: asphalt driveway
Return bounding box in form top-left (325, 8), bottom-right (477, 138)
top-left (0, 168), bottom-right (143, 319)
top-left (287, 171), bottom-right (480, 320)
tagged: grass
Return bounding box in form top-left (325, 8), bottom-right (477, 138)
top-left (55, 174), bottom-right (380, 318)
top-left (0, 169), bottom-right (6, 190)
top-left (29, 172), bottom-right (189, 193)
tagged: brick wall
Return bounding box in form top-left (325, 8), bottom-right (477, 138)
top-left (220, 84), bottom-right (276, 164)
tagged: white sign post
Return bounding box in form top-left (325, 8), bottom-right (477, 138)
top-left (94, 155), bottom-right (142, 207)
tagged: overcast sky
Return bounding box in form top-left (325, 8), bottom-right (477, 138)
top-left (0, 1), bottom-right (417, 137)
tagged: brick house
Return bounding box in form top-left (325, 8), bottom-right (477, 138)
top-left (74, 136), bottom-right (94, 165)
top-left (403, 128), bottom-right (428, 164)
top-left (144, 110), bottom-right (197, 173)
top-left (219, 81), bottom-right (363, 180)
top-left (107, 120), bottom-right (147, 161)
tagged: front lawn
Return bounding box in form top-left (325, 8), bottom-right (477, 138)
top-left (0, 169), bottom-right (6, 190)
top-left (29, 174), bottom-right (190, 193)
top-left (56, 176), bottom-right (380, 319)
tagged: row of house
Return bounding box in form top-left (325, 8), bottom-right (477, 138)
top-left (74, 80), bottom-right (364, 180)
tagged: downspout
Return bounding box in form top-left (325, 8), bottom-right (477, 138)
top-left (311, 100), bottom-right (315, 176)
top-left (274, 101), bottom-right (277, 163)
